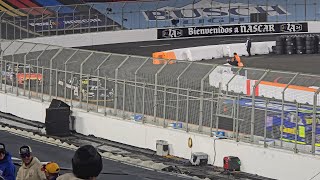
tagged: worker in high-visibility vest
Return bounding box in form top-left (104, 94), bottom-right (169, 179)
top-left (232, 53), bottom-right (244, 67)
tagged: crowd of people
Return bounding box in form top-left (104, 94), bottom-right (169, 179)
top-left (0, 143), bottom-right (103, 180)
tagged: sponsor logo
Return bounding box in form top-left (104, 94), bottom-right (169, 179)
top-left (162, 28), bottom-right (183, 38)
top-left (280, 23), bottom-right (303, 32)
top-left (143, 0), bottom-right (288, 25)
top-left (157, 22), bottom-right (308, 39)
top-left (29, 18), bottom-right (102, 28)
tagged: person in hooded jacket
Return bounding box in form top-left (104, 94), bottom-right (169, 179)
top-left (0, 143), bottom-right (15, 180)
top-left (57, 145), bottom-right (103, 180)
top-left (16, 145), bottom-right (47, 180)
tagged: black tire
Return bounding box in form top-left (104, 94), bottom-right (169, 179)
top-left (306, 49), bottom-right (314, 54)
top-left (306, 45), bottom-right (313, 50)
top-left (275, 46), bottom-right (284, 54)
top-left (286, 41), bottom-right (294, 46)
top-left (296, 50), bottom-right (303, 54)
top-left (276, 41), bottom-right (284, 46)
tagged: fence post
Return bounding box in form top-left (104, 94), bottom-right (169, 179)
top-left (64, 50), bottom-right (79, 101)
top-left (86, 75), bottom-right (90, 112)
top-left (0, 12), bottom-right (4, 39)
top-left (264, 99), bottom-right (269, 148)
top-left (121, 2), bottom-right (126, 29)
top-left (114, 56), bottom-right (130, 115)
top-left (186, 88), bottom-right (190, 132)
top-left (250, 70), bottom-right (270, 142)
top-left (312, 88), bottom-right (320, 154)
top-left (104, 77), bottom-right (107, 116)
top-left (226, 67), bottom-right (243, 94)
top-left (88, 4), bottom-right (93, 33)
top-left (36, 45), bottom-right (49, 98)
top-left (199, 65), bottom-right (217, 132)
top-left (134, 57), bottom-right (149, 115)
top-left (23, 44), bottom-right (37, 96)
top-left (79, 52), bottom-right (94, 108)
top-left (96, 54), bottom-right (112, 112)
top-left (154, 60), bottom-right (169, 123)
top-left (163, 85), bottom-right (167, 127)
top-left (236, 94), bottom-right (240, 142)
top-left (294, 102), bottom-right (299, 153)
top-left (215, 82), bottom-right (223, 134)
top-left (1, 41), bottom-right (14, 93)
top-left (122, 80), bottom-right (126, 119)
top-left (210, 91), bottom-right (215, 137)
top-left (11, 42), bottom-right (25, 92)
top-left (142, 82), bottom-right (146, 124)
top-left (49, 48), bottom-right (63, 100)
top-left (41, 67), bottom-right (44, 102)
top-left (281, 73), bottom-right (299, 147)
top-left (176, 63), bottom-right (193, 124)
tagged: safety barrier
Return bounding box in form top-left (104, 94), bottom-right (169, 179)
top-left (152, 41), bottom-right (275, 61)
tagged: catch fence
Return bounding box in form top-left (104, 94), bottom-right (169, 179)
top-left (1, 40), bottom-right (320, 155)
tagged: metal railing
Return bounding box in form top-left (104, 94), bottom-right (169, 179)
top-left (1, 0), bottom-right (320, 39)
top-left (1, 39), bottom-right (320, 155)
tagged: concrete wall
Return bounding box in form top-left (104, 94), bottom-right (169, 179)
top-left (1, 92), bottom-right (320, 180)
top-left (19, 21), bottom-right (320, 49)
top-left (22, 29), bottom-right (157, 47)
top-left (165, 41), bottom-right (275, 61)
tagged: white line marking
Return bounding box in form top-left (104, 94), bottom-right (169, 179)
top-left (139, 44), bottom-right (171, 48)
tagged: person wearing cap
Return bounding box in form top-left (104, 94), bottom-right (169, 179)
top-left (0, 143), bottom-right (15, 180)
top-left (41, 162), bottom-right (60, 180)
top-left (57, 145), bottom-right (103, 180)
top-left (16, 145), bottom-right (47, 180)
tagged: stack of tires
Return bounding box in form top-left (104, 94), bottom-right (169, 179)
top-left (274, 34), bottom-right (320, 55)
top-left (275, 36), bottom-right (285, 54)
top-left (285, 36), bottom-right (295, 55)
top-left (295, 36), bottom-right (305, 54)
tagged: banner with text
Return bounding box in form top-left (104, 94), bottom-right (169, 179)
top-left (157, 22), bottom-right (308, 39)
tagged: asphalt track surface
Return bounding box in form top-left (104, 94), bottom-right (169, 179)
top-left (79, 33), bottom-right (320, 75)
top-left (0, 129), bottom-right (191, 180)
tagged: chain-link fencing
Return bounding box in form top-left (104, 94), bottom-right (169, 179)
top-left (2, 39), bottom-right (320, 155)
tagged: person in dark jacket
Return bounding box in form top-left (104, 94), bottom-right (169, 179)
top-left (0, 143), bottom-right (16, 180)
top-left (57, 145), bottom-right (103, 180)
top-left (245, 37), bottom-right (252, 56)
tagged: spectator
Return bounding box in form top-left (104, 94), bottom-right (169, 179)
top-left (16, 145), bottom-right (46, 180)
top-left (245, 37), bottom-right (252, 56)
top-left (0, 143), bottom-right (15, 180)
top-left (57, 145), bottom-right (102, 180)
top-left (41, 162), bottom-right (60, 180)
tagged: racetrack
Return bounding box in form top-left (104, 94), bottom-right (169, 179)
top-left (2, 33), bottom-right (320, 152)
top-left (79, 33), bottom-right (320, 75)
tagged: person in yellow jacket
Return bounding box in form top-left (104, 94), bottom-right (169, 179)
top-left (57, 145), bottom-right (102, 180)
top-left (16, 145), bottom-right (47, 180)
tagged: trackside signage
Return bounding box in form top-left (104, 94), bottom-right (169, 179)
top-left (157, 22), bottom-right (308, 39)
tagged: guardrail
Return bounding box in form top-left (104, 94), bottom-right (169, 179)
top-left (1, 40), bottom-right (320, 156)
top-left (1, 0), bottom-right (320, 39)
